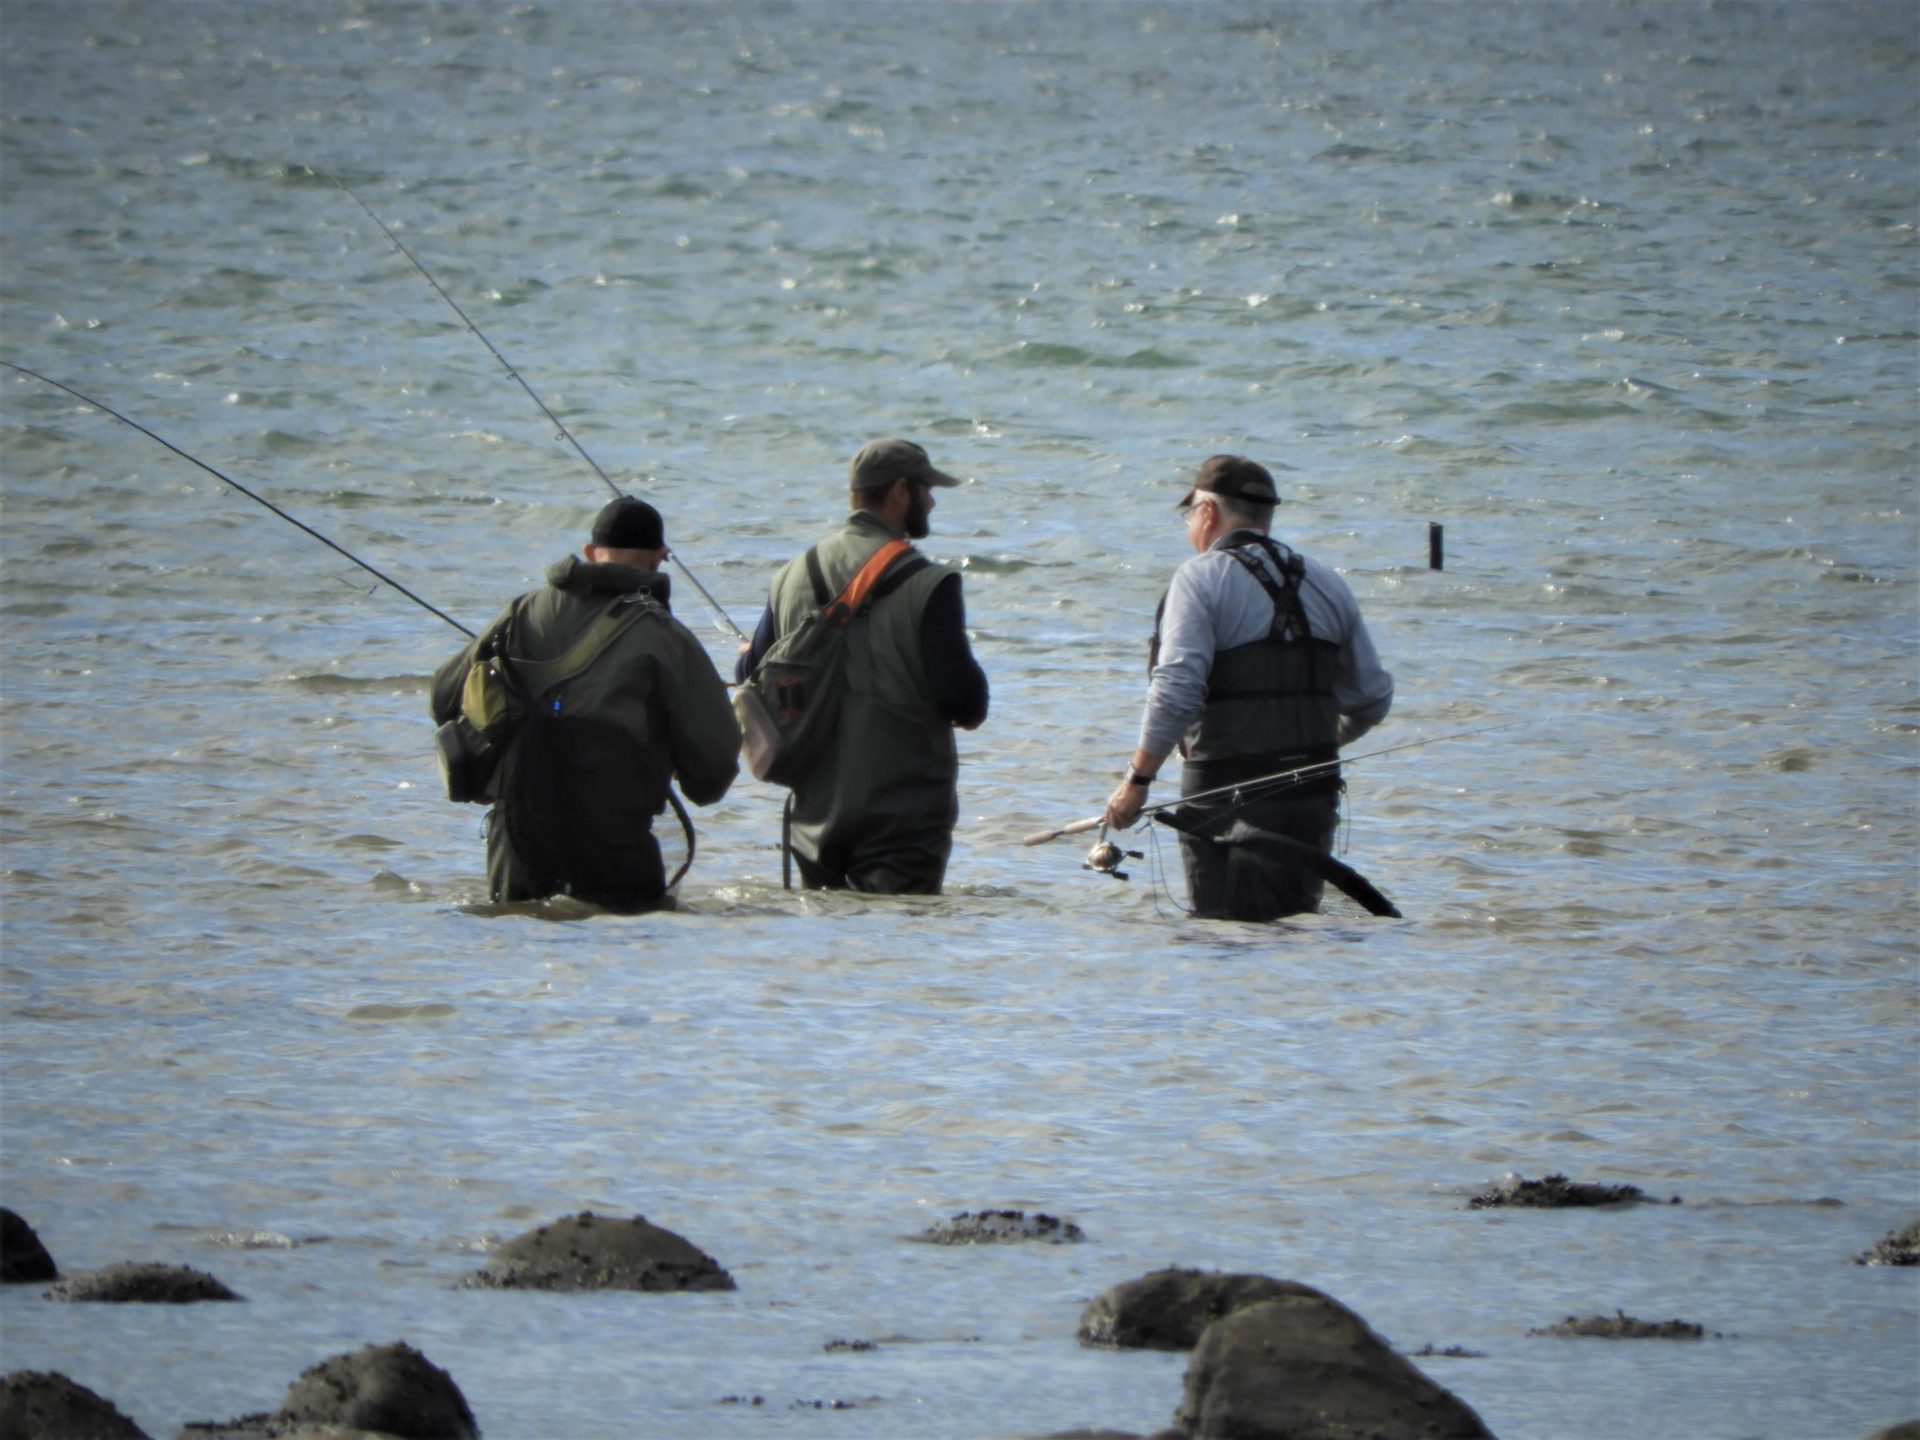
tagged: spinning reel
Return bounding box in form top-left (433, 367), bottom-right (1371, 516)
top-left (1083, 826), bottom-right (1143, 882)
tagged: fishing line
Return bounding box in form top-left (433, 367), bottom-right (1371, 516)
top-left (4, 359), bottom-right (711, 892)
top-left (326, 171), bottom-right (748, 643)
top-left (1141, 822), bottom-right (1188, 919)
top-left (1, 360), bottom-right (475, 637)
top-left (327, 172), bottom-right (622, 500)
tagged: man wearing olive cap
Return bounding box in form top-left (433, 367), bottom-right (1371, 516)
top-left (736, 438), bottom-right (989, 893)
top-left (1103, 455), bottom-right (1393, 920)
top-left (431, 495), bottom-right (740, 910)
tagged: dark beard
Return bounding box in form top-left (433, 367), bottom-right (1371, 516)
top-left (905, 494), bottom-right (931, 539)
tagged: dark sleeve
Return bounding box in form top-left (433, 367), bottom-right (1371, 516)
top-left (734, 603), bottom-right (776, 683)
top-left (920, 573), bottom-right (988, 730)
top-left (663, 625), bottom-right (742, 807)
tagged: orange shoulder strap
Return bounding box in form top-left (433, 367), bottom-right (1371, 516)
top-left (828, 538), bottom-right (914, 619)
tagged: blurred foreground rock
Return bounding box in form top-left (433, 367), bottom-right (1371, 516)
top-left (1173, 1293), bottom-right (1495, 1440)
top-left (0, 1371), bottom-right (151, 1440)
top-left (183, 1340), bottom-right (477, 1440)
top-left (1078, 1268), bottom-right (1329, 1351)
top-left (1, 1208), bottom-right (58, 1283)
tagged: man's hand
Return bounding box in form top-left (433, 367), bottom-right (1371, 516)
top-left (1105, 751), bottom-right (1163, 829)
top-left (1104, 777), bottom-right (1146, 830)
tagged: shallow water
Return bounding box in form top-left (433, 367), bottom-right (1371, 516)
top-left (1, 3), bottom-right (1915, 1438)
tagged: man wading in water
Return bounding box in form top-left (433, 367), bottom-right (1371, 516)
top-left (431, 497), bottom-right (740, 910)
top-left (736, 439), bottom-right (988, 893)
top-left (1104, 455), bottom-right (1393, 920)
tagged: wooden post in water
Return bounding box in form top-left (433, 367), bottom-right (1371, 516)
top-left (1428, 522), bottom-right (1444, 570)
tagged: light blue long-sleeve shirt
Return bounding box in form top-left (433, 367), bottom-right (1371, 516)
top-left (1138, 530), bottom-right (1393, 760)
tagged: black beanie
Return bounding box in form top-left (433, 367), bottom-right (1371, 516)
top-left (590, 496), bottom-right (664, 550)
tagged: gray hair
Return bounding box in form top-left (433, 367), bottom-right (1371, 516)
top-left (1210, 492), bottom-right (1274, 533)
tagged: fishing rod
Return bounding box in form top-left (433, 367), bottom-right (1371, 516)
top-left (1, 361), bottom-right (475, 638)
top-left (1020, 721), bottom-right (1526, 846)
top-left (326, 171), bottom-right (748, 643)
top-left (5, 359), bottom-right (709, 885)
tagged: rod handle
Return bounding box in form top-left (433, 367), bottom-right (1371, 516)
top-left (1021, 815), bottom-right (1104, 846)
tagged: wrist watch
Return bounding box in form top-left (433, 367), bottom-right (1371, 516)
top-left (1125, 769), bottom-right (1154, 787)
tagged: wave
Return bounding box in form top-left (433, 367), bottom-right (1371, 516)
top-left (998, 342), bottom-right (1189, 370)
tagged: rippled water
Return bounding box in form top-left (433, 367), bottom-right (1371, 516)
top-left (2, 3), bottom-right (1915, 1438)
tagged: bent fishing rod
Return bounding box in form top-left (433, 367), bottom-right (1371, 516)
top-left (1021, 721), bottom-right (1526, 846)
top-left (2, 360), bottom-right (475, 638)
top-left (326, 171), bottom-right (748, 644)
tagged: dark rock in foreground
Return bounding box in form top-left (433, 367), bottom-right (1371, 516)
top-left (1467, 1172), bottom-right (1678, 1209)
top-left (1865, 1423), bottom-right (1920, 1440)
top-left (185, 1340), bottom-right (477, 1440)
top-left (1078, 1268), bottom-right (1329, 1351)
top-left (276, 1341), bottom-right (478, 1439)
top-left (1174, 1294), bottom-right (1496, 1440)
top-left (919, 1209), bottom-right (1086, 1245)
top-left (1854, 1221), bottom-right (1920, 1266)
top-left (46, 1262), bottom-right (242, 1304)
top-left (0, 1371), bottom-right (151, 1440)
top-left (1, 1208), bottom-right (58, 1283)
top-left (461, 1211), bottom-right (734, 1292)
top-left (1530, 1310), bottom-right (1715, 1339)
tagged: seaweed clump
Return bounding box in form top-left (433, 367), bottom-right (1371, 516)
top-left (1468, 1172), bottom-right (1679, 1209)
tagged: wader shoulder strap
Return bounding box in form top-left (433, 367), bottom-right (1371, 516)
top-left (1224, 537), bottom-right (1311, 645)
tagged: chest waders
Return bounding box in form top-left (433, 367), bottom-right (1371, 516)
top-left (1156, 536), bottom-right (1344, 919)
top-left (488, 591), bottom-right (696, 908)
top-left (768, 522), bottom-right (955, 894)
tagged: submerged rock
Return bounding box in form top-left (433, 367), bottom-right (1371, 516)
top-left (1466, 1172), bottom-right (1678, 1209)
top-left (185, 1340), bottom-right (477, 1440)
top-left (919, 1209), bottom-right (1086, 1245)
top-left (1174, 1293), bottom-right (1496, 1440)
top-left (1077, 1268), bottom-right (1328, 1351)
top-left (461, 1211), bottom-right (734, 1292)
top-left (46, 1262), bottom-right (241, 1304)
top-left (1529, 1310), bottom-right (1716, 1339)
top-left (0, 1371), bottom-right (151, 1440)
top-left (1854, 1221), bottom-right (1920, 1267)
top-left (1, 1208), bottom-right (58, 1283)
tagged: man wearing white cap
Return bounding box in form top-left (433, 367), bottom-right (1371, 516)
top-left (1104, 455), bottom-right (1392, 919)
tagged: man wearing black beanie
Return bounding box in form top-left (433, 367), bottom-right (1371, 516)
top-left (430, 495), bottom-right (740, 910)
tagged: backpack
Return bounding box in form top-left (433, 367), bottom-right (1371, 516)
top-left (734, 539), bottom-right (929, 788)
top-left (435, 590), bottom-right (657, 804)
